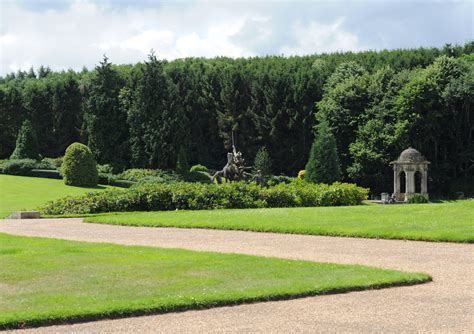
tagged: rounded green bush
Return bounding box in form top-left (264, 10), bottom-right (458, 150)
top-left (190, 164), bottom-right (209, 173)
top-left (61, 143), bottom-right (98, 186)
top-left (186, 170), bottom-right (212, 184)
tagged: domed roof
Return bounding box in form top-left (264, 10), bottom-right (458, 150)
top-left (397, 147), bottom-right (427, 163)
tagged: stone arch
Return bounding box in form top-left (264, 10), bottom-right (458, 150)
top-left (414, 171), bottom-right (422, 193)
top-left (399, 171), bottom-right (406, 194)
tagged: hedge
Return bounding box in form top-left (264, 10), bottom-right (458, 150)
top-left (1, 159), bottom-right (55, 175)
top-left (29, 169), bottom-right (62, 179)
top-left (41, 181), bottom-right (369, 215)
top-left (118, 168), bottom-right (180, 184)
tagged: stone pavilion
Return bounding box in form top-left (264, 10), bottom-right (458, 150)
top-left (391, 147), bottom-right (430, 202)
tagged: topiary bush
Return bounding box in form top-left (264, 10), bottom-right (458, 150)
top-left (41, 181), bottom-right (369, 215)
top-left (190, 164), bottom-right (209, 173)
top-left (186, 164), bottom-right (212, 183)
top-left (10, 120), bottom-right (40, 160)
top-left (185, 170), bottom-right (212, 184)
top-left (61, 143), bottom-right (98, 186)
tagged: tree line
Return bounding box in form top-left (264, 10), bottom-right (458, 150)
top-left (0, 42), bottom-right (473, 195)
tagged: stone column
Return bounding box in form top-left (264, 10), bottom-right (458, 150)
top-left (405, 170), bottom-right (415, 201)
top-left (393, 168), bottom-right (399, 196)
top-left (421, 169), bottom-right (428, 194)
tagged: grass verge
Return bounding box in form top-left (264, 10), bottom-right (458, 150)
top-left (0, 233), bottom-right (430, 329)
top-left (86, 200), bottom-right (474, 243)
top-left (0, 174), bottom-right (116, 218)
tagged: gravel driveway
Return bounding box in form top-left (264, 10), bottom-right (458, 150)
top-left (0, 218), bottom-right (472, 333)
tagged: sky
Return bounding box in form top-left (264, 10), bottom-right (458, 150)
top-left (0, 0), bottom-right (472, 75)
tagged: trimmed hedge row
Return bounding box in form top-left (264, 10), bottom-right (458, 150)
top-left (41, 181), bottom-right (369, 215)
top-left (29, 169), bottom-right (62, 179)
top-left (0, 159), bottom-right (57, 175)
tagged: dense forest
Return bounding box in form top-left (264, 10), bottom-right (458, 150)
top-left (1, 42), bottom-right (473, 195)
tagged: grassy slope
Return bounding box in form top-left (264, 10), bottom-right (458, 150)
top-left (0, 174), bottom-right (115, 218)
top-left (86, 200), bottom-right (474, 243)
top-left (0, 233), bottom-right (430, 329)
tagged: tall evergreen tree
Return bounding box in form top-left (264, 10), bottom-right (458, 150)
top-left (0, 83), bottom-right (24, 157)
top-left (51, 73), bottom-right (82, 156)
top-left (305, 115), bottom-right (341, 184)
top-left (22, 79), bottom-right (55, 157)
top-left (217, 63), bottom-right (253, 152)
top-left (253, 146), bottom-right (272, 178)
top-left (176, 146), bottom-right (189, 176)
top-left (37, 66), bottom-right (51, 79)
top-left (84, 56), bottom-right (128, 168)
top-left (127, 52), bottom-right (173, 168)
top-left (10, 119), bottom-right (39, 160)
top-left (317, 61), bottom-right (369, 176)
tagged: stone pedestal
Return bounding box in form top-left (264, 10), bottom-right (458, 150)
top-left (8, 211), bottom-right (41, 219)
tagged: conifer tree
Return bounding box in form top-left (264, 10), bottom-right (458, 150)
top-left (51, 73), bottom-right (82, 156)
top-left (305, 115), bottom-right (341, 184)
top-left (127, 52), bottom-right (173, 168)
top-left (10, 120), bottom-right (40, 160)
top-left (253, 146), bottom-right (272, 178)
top-left (84, 56), bottom-right (127, 169)
top-left (176, 146), bottom-right (189, 176)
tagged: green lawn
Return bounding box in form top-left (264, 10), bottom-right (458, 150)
top-left (86, 200), bottom-right (474, 243)
top-left (0, 174), bottom-right (116, 218)
top-left (0, 233), bottom-right (430, 329)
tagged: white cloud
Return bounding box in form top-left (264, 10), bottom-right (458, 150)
top-left (0, 34), bottom-right (17, 45)
top-left (280, 18), bottom-right (361, 56)
top-left (1, 0), bottom-right (266, 74)
top-left (97, 30), bottom-right (176, 54)
top-left (0, 1), bottom-right (365, 75)
top-left (1, 0), bottom-right (470, 75)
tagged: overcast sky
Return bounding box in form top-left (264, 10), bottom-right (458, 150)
top-left (0, 0), bottom-right (472, 75)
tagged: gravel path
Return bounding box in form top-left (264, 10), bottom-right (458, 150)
top-left (0, 218), bottom-right (473, 333)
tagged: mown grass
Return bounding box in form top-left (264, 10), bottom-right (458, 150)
top-left (0, 174), bottom-right (116, 218)
top-left (86, 200), bottom-right (474, 243)
top-left (0, 233), bottom-right (430, 329)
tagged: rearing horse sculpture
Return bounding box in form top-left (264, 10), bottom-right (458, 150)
top-left (213, 149), bottom-right (251, 184)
